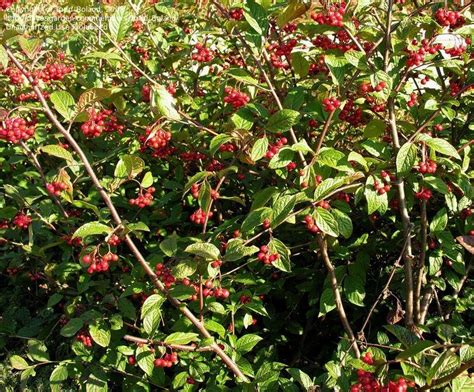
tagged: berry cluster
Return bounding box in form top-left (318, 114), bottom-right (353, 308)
top-left (373, 171), bottom-right (392, 195)
top-left (262, 218), bottom-right (271, 229)
top-left (309, 55), bottom-right (329, 75)
top-left (339, 99), bottom-right (365, 127)
top-left (239, 295), bottom-right (251, 304)
top-left (310, 2), bottom-right (346, 27)
top-left (417, 159), bottom-right (437, 174)
top-left (155, 263), bottom-right (176, 288)
top-left (46, 182), bottom-right (68, 196)
top-left (268, 39), bottom-right (297, 69)
top-left (224, 87), bottom-right (250, 109)
top-left (141, 127), bottom-right (172, 150)
top-left (17, 90), bottom-right (49, 102)
top-left (282, 22), bottom-right (298, 34)
top-left (206, 159), bottom-right (224, 172)
top-left (129, 187), bottom-right (155, 208)
top-left (287, 161), bottom-right (297, 171)
top-left (0, 117), bottom-right (36, 144)
top-left (107, 234), bottom-right (122, 246)
top-left (132, 19), bottom-right (144, 32)
top-left (350, 352), bottom-right (415, 392)
top-left (141, 84), bottom-right (151, 102)
top-left (154, 352), bottom-right (178, 368)
top-left (219, 143), bottom-right (237, 153)
top-left (63, 235), bottom-right (82, 247)
top-left (406, 40), bottom-right (443, 68)
top-left (257, 245), bottom-right (279, 265)
top-left (0, 0), bottom-right (17, 10)
top-left (415, 187), bottom-right (432, 201)
top-left (13, 213), bottom-right (32, 230)
top-left (3, 67), bottom-right (24, 85)
top-left (201, 280), bottom-right (230, 299)
top-left (166, 83), bottom-right (177, 96)
top-left (461, 208), bottom-right (472, 220)
top-left (304, 215), bottom-right (321, 234)
top-left (190, 208), bottom-right (213, 225)
top-left (133, 46), bottom-right (149, 61)
top-left (265, 136), bottom-right (288, 159)
top-left (82, 252), bottom-right (119, 274)
top-left (229, 8), bottom-right (243, 20)
top-left (80, 109), bottom-right (124, 138)
top-left (449, 81), bottom-right (461, 97)
top-left (211, 259), bottom-right (223, 268)
top-left (322, 97), bottom-right (341, 112)
top-left (445, 45), bottom-right (466, 57)
top-left (360, 81), bottom-right (387, 94)
top-left (180, 151), bottom-right (206, 161)
top-left (76, 330), bottom-right (93, 347)
top-left (192, 43), bottom-right (214, 63)
top-left (190, 183), bottom-right (200, 199)
top-left (35, 62), bottom-right (73, 83)
top-left (407, 93), bottom-right (417, 108)
top-left (435, 8), bottom-right (465, 28)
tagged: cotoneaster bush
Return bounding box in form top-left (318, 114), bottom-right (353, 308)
top-left (0, 0), bottom-right (473, 391)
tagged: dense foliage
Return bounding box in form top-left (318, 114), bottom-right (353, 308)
top-left (0, 0), bottom-right (473, 391)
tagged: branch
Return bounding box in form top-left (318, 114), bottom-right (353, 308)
top-left (123, 334), bottom-right (214, 352)
top-left (316, 234), bottom-right (360, 358)
top-left (414, 200), bottom-right (428, 323)
top-left (4, 45), bottom-right (248, 383)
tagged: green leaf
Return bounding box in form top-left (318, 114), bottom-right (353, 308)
top-left (114, 155), bottom-right (145, 179)
top-left (291, 52), bottom-right (309, 78)
top-left (185, 242), bottom-right (220, 260)
top-left (141, 172), bottom-right (154, 188)
top-left (363, 119), bottom-right (385, 138)
top-left (332, 209), bottom-right (353, 239)
top-left (250, 137), bottom-right (269, 162)
top-left (344, 275), bottom-right (365, 306)
top-left (210, 134), bottom-right (233, 156)
top-left (10, 355), bottom-right (29, 370)
top-left (224, 239), bottom-right (259, 262)
top-left (205, 320), bottom-right (226, 338)
top-left (344, 50), bottom-right (369, 70)
top-left (430, 208), bottom-right (448, 233)
top-left (47, 293), bottom-right (63, 308)
top-left (417, 134), bottom-right (461, 160)
top-left (287, 368), bottom-right (314, 389)
top-left (27, 340), bottom-right (49, 362)
top-left (424, 176), bottom-right (449, 194)
top-left (50, 364), bottom-right (68, 382)
top-left (184, 171), bottom-right (213, 193)
top-left (118, 297), bottom-right (136, 320)
top-left (160, 233), bottom-right (178, 257)
top-left (319, 288), bottom-right (336, 316)
top-left (18, 37), bottom-right (41, 59)
top-left (227, 68), bottom-right (260, 87)
top-left (141, 294), bottom-right (165, 335)
top-left (89, 323), bottom-right (111, 347)
top-left (241, 207), bottom-right (272, 232)
top-left (40, 145), bottom-right (74, 163)
top-left (231, 108), bottom-right (254, 130)
top-left (50, 91), bottom-right (76, 121)
top-left (76, 88), bottom-right (111, 113)
top-left (236, 334), bottom-right (262, 354)
top-left (60, 318), bottom-right (83, 337)
top-left (271, 194), bottom-right (296, 228)
top-left (314, 173), bottom-right (363, 201)
top-left (136, 345), bottom-right (154, 376)
top-left (268, 238), bottom-right (291, 272)
top-left (396, 142), bottom-right (417, 176)
top-left (396, 340), bottom-right (435, 360)
top-left (151, 85), bottom-right (180, 121)
top-left (427, 351), bottom-right (460, 385)
top-left (268, 147), bottom-right (295, 169)
top-left (164, 332), bottom-right (199, 345)
top-left (72, 222), bottom-right (112, 239)
top-left (314, 207), bottom-right (339, 237)
top-left (172, 260), bottom-right (197, 279)
top-left (324, 54), bottom-right (350, 85)
top-left (108, 6), bottom-right (134, 42)
top-left (266, 109), bottom-right (300, 132)
top-left (0, 45), bottom-right (8, 69)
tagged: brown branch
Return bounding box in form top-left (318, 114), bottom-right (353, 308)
top-left (414, 200), bottom-right (428, 323)
top-left (123, 334), bottom-right (213, 352)
top-left (316, 234), bottom-right (360, 358)
top-left (4, 45), bottom-right (248, 383)
top-left (359, 233), bottom-right (410, 336)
